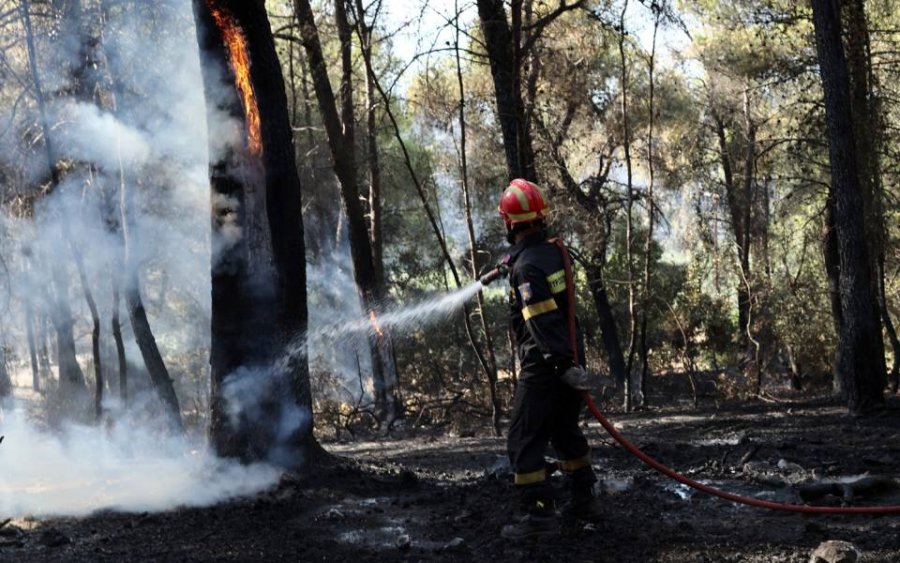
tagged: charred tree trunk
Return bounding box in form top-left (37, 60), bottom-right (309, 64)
top-left (194, 0), bottom-right (318, 462)
top-left (811, 0), bottom-right (885, 414)
top-left (823, 196), bottom-right (843, 346)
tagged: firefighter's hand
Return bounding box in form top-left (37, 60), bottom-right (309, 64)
top-left (561, 366), bottom-right (591, 391)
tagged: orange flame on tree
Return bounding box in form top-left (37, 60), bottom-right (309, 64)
top-left (207, 2), bottom-right (263, 157)
top-left (369, 310), bottom-right (385, 338)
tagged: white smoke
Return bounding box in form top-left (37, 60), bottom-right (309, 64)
top-left (0, 407), bottom-right (280, 517)
top-left (0, 0), bottom-right (288, 517)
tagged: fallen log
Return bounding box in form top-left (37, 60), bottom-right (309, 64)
top-left (797, 475), bottom-right (899, 502)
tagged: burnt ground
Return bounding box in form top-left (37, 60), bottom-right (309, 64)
top-left (3, 391), bottom-right (900, 562)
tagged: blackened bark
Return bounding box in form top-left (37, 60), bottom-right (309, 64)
top-left (811, 0), bottom-right (885, 413)
top-left (194, 0), bottom-right (318, 461)
top-left (119, 173), bottom-right (181, 430)
top-left (38, 315), bottom-right (52, 383)
top-left (843, 0), bottom-right (894, 390)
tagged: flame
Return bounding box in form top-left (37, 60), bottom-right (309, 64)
top-left (369, 310), bottom-right (385, 338)
top-left (207, 2), bottom-right (263, 157)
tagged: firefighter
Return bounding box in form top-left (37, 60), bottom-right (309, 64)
top-left (496, 178), bottom-right (598, 539)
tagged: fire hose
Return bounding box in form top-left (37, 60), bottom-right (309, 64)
top-left (481, 243), bottom-right (900, 515)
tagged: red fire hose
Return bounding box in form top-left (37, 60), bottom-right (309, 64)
top-left (581, 390), bottom-right (900, 514)
top-left (549, 237), bottom-right (900, 515)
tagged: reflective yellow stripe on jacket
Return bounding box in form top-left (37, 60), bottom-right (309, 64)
top-left (522, 298), bottom-right (558, 320)
top-left (546, 269), bottom-right (566, 294)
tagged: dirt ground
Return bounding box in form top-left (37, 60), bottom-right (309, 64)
top-left (3, 389), bottom-right (900, 562)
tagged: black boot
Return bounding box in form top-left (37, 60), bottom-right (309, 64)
top-left (561, 467), bottom-right (601, 521)
top-left (501, 484), bottom-right (559, 539)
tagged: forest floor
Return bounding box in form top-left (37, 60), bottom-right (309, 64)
top-left (3, 382), bottom-right (900, 562)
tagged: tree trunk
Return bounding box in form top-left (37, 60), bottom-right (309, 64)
top-left (618, 0), bottom-right (636, 411)
top-left (587, 259), bottom-right (628, 388)
top-left (712, 111), bottom-right (752, 350)
top-left (22, 0), bottom-right (89, 409)
top-left (350, 0), bottom-right (403, 425)
top-left (38, 315), bottom-right (52, 384)
top-left (639, 7), bottom-right (661, 408)
top-left (294, 0), bottom-right (397, 426)
top-left (71, 235), bottom-right (103, 421)
top-left (112, 281), bottom-right (127, 404)
top-left (843, 0), bottom-right (893, 391)
top-left (25, 286), bottom-right (41, 393)
top-left (811, 0), bottom-right (885, 414)
top-left (455, 1), bottom-right (502, 435)
top-left (475, 0), bottom-right (536, 181)
top-left (194, 0), bottom-right (319, 462)
top-left (353, 0), bottom-right (385, 289)
top-left (0, 344), bottom-right (10, 401)
top-left (120, 175), bottom-right (182, 430)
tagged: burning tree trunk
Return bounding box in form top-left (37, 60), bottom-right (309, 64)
top-left (193, 0), bottom-right (318, 462)
top-left (294, 0), bottom-right (399, 427)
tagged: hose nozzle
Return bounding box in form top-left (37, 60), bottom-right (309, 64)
top-left (479, 263), bottom-right (509, 286)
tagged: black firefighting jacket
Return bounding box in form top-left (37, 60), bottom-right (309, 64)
top-left (506, 230), bottom-right (585, 377)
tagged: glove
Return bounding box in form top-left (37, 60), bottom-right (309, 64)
top-left (561, 365), bottom-right (591, 391)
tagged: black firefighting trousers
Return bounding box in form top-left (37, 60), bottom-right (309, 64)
top-left (507, 370), bottom-right (595, 506)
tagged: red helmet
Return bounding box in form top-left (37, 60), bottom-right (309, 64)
top-left (498, 179), bottom-right (549, 225)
